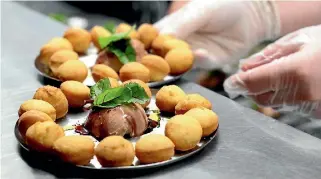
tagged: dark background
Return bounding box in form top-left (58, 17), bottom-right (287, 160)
top-left (17, 1), bottom-right (170, 28)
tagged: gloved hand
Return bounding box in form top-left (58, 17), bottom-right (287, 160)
top-left (154, 0), bottom-right (281, 69)
top-left (224, 25), bottom-right (321, 118)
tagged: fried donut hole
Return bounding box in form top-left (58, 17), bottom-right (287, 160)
top-left (53, 135), bottom-right (95, 165)
top-left (175, 94), bottom-right (212, 115)
top-left (25, 121), bottom-right (64, 152)
top-left (33, 85), bottom-right (69, 119)
top-left (156, 85), bottom-right (186, 113)
top-left (18, 99), bottom-right (56, 120)
top-left (165, 115), bottom-right (202, 151)
top-left (60, 81), bottom-right (90, 108)
top-left (95, 136), bottom-right (135, 167)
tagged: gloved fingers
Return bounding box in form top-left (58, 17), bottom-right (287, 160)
top-left (182, 34), bottom-right (233, 70)
top-left (192, 48), bottom-right (232, 70)
top-left (241, 44), bottom-right (282, 71)
top-left (224, 60), bottom-right (285, 96)
top-left (250, 92), bottom-right (321, 119)
top-left (250, 90), bottom-right (298, 107)
top-left (241, 43), bottom-right (303, 71)
top-left (277, 25), bottom-right (321, 44)
top-left (192, 49), bottom-right (219, 70)
top-left (273, 31), bottom-right (300, 44)
top-left (272, 101), bottom-right (321, 119)
top-left (153, 1), bottom-right (211, 39)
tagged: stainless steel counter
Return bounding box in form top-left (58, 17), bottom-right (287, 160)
top-left (2, 2), bottom-right (321, 179)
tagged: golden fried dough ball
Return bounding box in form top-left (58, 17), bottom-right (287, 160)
top-left (91, 64), bottom-right (119, 82)
top-left (165, 115), bottom-right (202, 151)
top-left (119, 62), bottom-right (150, 83)
top-left (156, 85), bottom-right (186, 113)
top-left (257, 106), bottom-right (281, 118)
top-left (53, 136), bottom-right (95, 165)
top-left (185, 108), bottom-right (219, 137)
top-left (175, 94), bottom-right (212, 115)
top-left (108, 77), bottom-right (120, 88)
top-left (49, 50), bottom-right (78, 76)
top-left (18, 99), bottom-right (56, 120)
top-left (18, 110), bottom-right (53, 138)
top-left (95, 136), bottom-right (135, 167)
top-left (33, 85), bottom-right (68, 119)
top-left (139, 55), bottom-right (170, 82)
top-left (122, 79), bottom-right (152, 108)
top-left (137, 23), bottom-right (159, 49)
top-left (163, 39), bottom-right (190, 55)
top-left (115, 23), bottom-right (139, 39)
top-left (47, 37), bottom-right (73, 46)
top-left (90, 25), bottom-right (112, 50)
top-left (165, 48), bottom-right (194, 76)
top-left (56, 60), bottom-right (88, 82)
top-left (60, 81), bottom-right (90, 108)
top-left (39, 37), bottom-right (73, 66)
top-left (135, 134), bottom-right (174, 164)
top-left (26, 121), bottom-right (64, 152)
top-left (63, 27), bottom-right (91, 54)
top-left (151, 34), bottom-right (175, 57)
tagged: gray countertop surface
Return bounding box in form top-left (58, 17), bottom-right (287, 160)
top-left (2, 2), bottom-right (321, 179)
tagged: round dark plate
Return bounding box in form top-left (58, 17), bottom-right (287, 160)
top-left (15, 121), bottom-right (218, 170)
top-left (34, 47), bottom-right (184, 88)
top-left (15, 97), bottom-right (218, 170)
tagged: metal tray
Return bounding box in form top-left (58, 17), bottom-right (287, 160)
top-left (34, 46), bottom-right (184, 88)
top-left (14, 94), bottom-right (218, 170)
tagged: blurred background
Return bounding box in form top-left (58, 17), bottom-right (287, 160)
top-left (16, 1), bottom-right (321, 138)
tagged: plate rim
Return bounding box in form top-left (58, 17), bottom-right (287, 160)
top-left (15, 120), bottom-right (218, 171)
top-left (34, 56), bottom-right (184, 88)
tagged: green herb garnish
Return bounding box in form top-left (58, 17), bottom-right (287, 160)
top-left (251, 102), bottom-right (259, 111)
top-left (90, 78), bottom-right (111, 100)
top-left (90, 79), bottom-right (149, 109)
top-left (98, 26), bottom-right (136, 64)
top-left (108, 40), bottom-right (136, 64)
top-left (104, 21), bottom-right (116, 33)
top-left (48, 13), bottom-right (67, 24)
top-left (98, 31), bottom-right (130, 49)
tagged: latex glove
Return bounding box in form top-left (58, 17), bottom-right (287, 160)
top-left (154, 0), bottom-right (281, 70)
top-left (224, 25), bottom-right (321, 118)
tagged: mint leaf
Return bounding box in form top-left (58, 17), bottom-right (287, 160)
top-left (124, 83), bottom-right (149, 103)
top-left (90, 78), bottom-right (111, 99)
top-left (108, 45), bottom-right (129, 64)
top-left (105, 39), bottom-right (136, 64)
top-left (94, 86), bottom-right (131, 108)
top-left (104, 21), bottom-right (116, 33)
top-left (106, 87), bottom-right (132, 104)
top-left (98, 26), bottom-right (136, 64)
top-left (48, 13), bottom-right (67, 24)
top-left (131, 24), bottom-right (137, 30)
top-left (98, 25), bottom-right (136, 49)
top-left (94, 87), bottom-right (124, 106)
top-left (98, 31), bottom-right (130, 49)
top-left (92, 83), bottom-right (149, 109)
top-left (251, 102), bottom-right (259, 110)
top-left (125, 40), bottom-right (136, 62)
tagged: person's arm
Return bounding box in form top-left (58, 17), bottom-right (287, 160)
top-left (167, 1), bottom-right (321, 36)
top-left (277, 1), bottom-right (321, 36)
